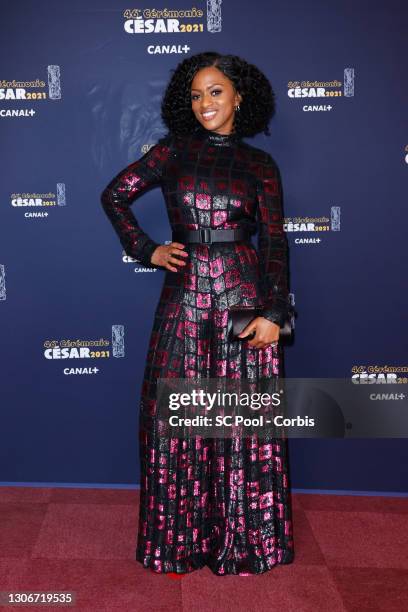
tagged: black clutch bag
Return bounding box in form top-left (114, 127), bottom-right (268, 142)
top-left (228, 305), bottom-right (294, 341)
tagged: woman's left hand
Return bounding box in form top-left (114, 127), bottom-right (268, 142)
top-left (237, 316), bottom-right (280, 349)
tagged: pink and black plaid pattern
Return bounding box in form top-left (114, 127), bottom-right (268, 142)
top-left (101, 125), bottom-right (294, 575)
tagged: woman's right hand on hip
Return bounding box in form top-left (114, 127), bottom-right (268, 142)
top-left (151, 242), bottom-right (189, 272)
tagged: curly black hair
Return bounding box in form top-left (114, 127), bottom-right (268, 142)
top-left (161, 51), bottom-right (276, 138)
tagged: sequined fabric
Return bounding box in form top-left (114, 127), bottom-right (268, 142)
top-left (101, 124), bottom-right (294, 575)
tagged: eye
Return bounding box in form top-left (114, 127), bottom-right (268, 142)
top-left (191, 89), bottom-right (222, 101)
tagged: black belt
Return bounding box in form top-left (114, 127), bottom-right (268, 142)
top-left (172, 228), bottom-right (251, 244)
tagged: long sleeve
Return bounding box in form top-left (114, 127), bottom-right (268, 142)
top-left (256, 153), bottom-right (290, 327)
top-left (100, 135), bottom-right (172, 269)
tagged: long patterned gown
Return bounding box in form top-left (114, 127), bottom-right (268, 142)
top-left (100, 123), bottom-right (295, 575)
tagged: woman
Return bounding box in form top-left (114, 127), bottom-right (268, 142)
top-left (101, 51), bottom-right (294, 575)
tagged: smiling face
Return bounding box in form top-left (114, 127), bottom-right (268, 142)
top-left (190, 66), bottom-right (242, 135)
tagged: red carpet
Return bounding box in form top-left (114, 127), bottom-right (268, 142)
top-left (0, 487), bottom-right (407, 611)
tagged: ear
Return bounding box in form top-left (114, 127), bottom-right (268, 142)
top-left (236, 91), bottom-right (242, 105)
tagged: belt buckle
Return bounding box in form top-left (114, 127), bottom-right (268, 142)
top-left (200, 228), bottom-right (212, 244)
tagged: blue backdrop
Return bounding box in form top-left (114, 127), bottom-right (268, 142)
top-left (1, 0), bottom-right (407, 491)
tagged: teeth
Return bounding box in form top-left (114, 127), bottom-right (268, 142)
top-left (203, 111), bottom-right (217, 118)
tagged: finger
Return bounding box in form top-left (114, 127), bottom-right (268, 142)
top-left (166, 263), bottom-right (179, 272)
top-left (246, 332), bottom-right (259, 347)
top-left (168, 253), bottom-right (187, 266)
top-left (167, 250), bottom-right (189, 269)
top-left (241, 331), bottom-right (256, 341)
top-left (253, 337), bottom-right (266, 349)
top-left (237, 325), bottom-right (256, 338)
top-left (171, 242), bottom-right (188, 253)
top-left (170, 242), bottom-right (188, 257)
top-left (238, 330), bottom-right (252, 339)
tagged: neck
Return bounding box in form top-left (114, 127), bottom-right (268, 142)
top-left (194, 122), bottom-right (240, 146)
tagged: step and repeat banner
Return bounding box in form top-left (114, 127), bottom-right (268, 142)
top-left (1, 0), bottom-right (407, 490)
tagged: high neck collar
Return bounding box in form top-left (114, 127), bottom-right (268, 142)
top-left (193, 123), bottom-right (241, 146)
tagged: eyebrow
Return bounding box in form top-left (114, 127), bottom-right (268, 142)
top-left (191, 83), bottom-right (224, 92)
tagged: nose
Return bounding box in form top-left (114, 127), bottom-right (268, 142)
top-left (201, 92), bottom-right (215, 110)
